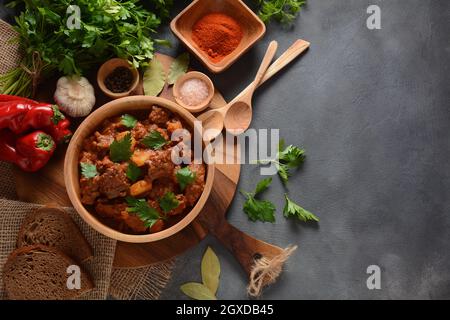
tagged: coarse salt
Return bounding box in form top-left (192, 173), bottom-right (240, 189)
top-left (179, 78), bottom-right (210, 106)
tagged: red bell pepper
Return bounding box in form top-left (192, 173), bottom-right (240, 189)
top-left (16, 131), bottom-right (56, 161)
top-left (44, 117), bottom-right (72, 144)
top-left (0, 95), bottom-right (71, 143)
top-left (0, 129), bottom-right (28, 170)
top-left (0, 129), bottom-right (56, 172)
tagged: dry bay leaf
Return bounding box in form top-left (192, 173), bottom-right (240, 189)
top-left (201, 246), bottom-right (220, 295)
top-left (180, 282), bottom-right (217, 300)
top-left (143, 58), bottom-right (166, 96)
top-left (167, 52), bottom-right (189, 85)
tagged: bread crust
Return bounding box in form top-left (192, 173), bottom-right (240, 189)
top-left (3, 244), bottom-right (94, 300)
top-left (16, 206), bottom-right (93, 263)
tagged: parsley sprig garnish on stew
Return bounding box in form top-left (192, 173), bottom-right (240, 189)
top-left (126, 162), bottom-right (142, 182)
top-left (121, 114), bottom-right (137, 129)
top-left (110, 132), bottom-right (133, 162)
top-left (80, 162), bottom-right (98, 179)
top-left (126, 192), bottom-right (182, 227)
top-left (141, 130), bottom-right (169, 150)
top-left (176, 167), bottom-right (196, 191)
top-left (126, 197), bottom-right (161, 229)
top-left (158, 192), bottom-right (180, 214)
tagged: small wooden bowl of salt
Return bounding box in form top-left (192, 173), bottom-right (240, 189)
top-left (173, 71), bottom-right (214, 113)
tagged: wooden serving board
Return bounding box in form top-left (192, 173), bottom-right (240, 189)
top-left (15, 53), bottom-right (241, 267)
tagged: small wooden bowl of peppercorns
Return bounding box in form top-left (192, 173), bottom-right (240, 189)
top-left (97, 58), bottom-right (140, 99)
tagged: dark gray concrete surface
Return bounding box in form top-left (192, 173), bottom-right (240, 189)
top-left (2, 0), bottom-right (450, 299)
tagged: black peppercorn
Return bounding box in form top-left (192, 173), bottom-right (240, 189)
top-left (104, 67), bottom-right (134, 93)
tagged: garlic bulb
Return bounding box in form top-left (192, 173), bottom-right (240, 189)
top-left (54, 76), bottom-right (96, 117)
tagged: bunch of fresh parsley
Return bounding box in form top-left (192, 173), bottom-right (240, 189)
top-left (253, 0), bottom-right (307, 25)
top-left (1, 0), bottom-right (173, 97)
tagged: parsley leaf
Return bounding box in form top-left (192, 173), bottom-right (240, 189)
top-left (278, 139), bottom-right (305, 168)
top-left (126, 162), bottom-right (142, 182)
top-left (121, 114), bottom-right (137, 129)
top-left (141, 130), bottom-right (169, 150)
top-left (255, 177), bottom-right (272, 195)
top-left (275, 162), bottom-right (290, 185)
top-left (240, 178), bottom-right (276, 223)
top-left (242, 194), bottom-right (276, 223)
top-left (80, 162), bottom-right (98, 179)
top-left (283, 194), bottom-right (319, 222)
top-left (126, 197), bottom-right (161, 228)
top-left (110, 132), bottom-right (133, 162)
top-left (257, 139), bottom-right (305, 184)
top-left (255, 0), bottom-right (306, 25)
top-left (159, 192), bottom-right (180, 213)
top-left (176, 167), bottom-right (196, 191)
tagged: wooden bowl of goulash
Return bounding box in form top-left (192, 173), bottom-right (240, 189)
top-left (64, 96), bottom-right (215, 243)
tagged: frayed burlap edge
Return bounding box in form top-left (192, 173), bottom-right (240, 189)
top-left (109, 261), bottom-right (175, 300)
top-left (247, 245), bottom-right (297, 298)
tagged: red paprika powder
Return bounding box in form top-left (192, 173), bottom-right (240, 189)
top-left (192, 13), bottom-right (243, 63)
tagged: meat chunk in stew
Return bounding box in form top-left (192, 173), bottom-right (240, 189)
top-left (185, 163), bottom-right (206, 206)
top-left (149, 106), bottom-right (170, 125)
top-left (80, 176), bottom-right (100, 205)
top-left (98, 164), bottom-right (130, 199)
top-left (147, 149), bottom-right (176, 181)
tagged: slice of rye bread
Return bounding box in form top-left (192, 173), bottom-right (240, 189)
top-left (17, 206), bottom-right (93, 263)
top-left (3, 244), bottom-right (94, 300)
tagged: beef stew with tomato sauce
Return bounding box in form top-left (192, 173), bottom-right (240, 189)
top-left (78, 105), bottom-right (206, 234)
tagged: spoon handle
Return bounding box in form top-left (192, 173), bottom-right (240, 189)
top-left (260, 39), bottom-right (310, 86)
top-left (252, 41), bottom-right (278, 89)
top-left (229, 39), bottom-right (310, 104)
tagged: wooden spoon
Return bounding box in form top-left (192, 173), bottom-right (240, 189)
top-left (199, 39), bottom-right (311, 141)
top-left (198, 40), bottom-right (278, 138)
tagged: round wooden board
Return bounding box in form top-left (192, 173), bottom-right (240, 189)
top-left (15, 53), bottom-right (240, 268)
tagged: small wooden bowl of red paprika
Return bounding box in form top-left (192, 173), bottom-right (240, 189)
top-left (170, 0), bottom-right (266, 73)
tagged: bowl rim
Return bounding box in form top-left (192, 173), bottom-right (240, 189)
top-left (170, 0), bottom-right (266, 73)
top-left (64, 95), bottom-right (215, 243)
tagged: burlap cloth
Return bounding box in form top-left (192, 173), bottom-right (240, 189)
top-left (0, 20), bottom-right (174, 300)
